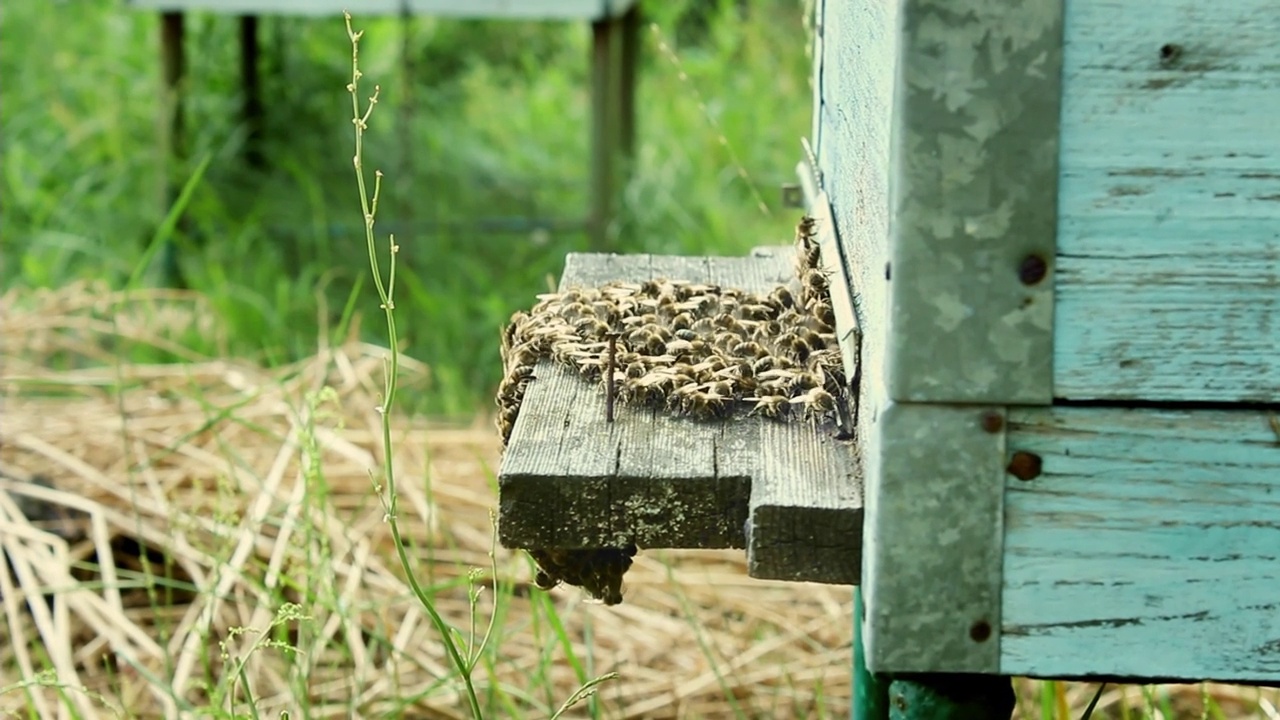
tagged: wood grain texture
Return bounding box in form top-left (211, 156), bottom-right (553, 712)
top-left (1054, 0), bottom-right (1280, 402)
top-left (1000, 406), bottom-right (1280, 682)
top-left (498, 250), bottom-right (863, 584)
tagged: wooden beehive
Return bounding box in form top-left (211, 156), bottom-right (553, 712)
top-left (495, 0), bottom-right (1278, 689)
top-left (812, 0), bottom-right (1280, 683)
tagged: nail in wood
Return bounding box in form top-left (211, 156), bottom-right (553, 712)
top-left (605, 332), bottom-right (619, 423)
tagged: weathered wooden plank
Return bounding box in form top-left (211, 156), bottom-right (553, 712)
top-left (709, 248), bottom-right (863, 583)
top-left (498, 250), bottom-right (863, 584)
top-left (1053, 0), bottom-right (1280, 402)
top-left (1000, 407), bottom-right (1280, 682)
top-left (750, 420), bottom-right (861, 584)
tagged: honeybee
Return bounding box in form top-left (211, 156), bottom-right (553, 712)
top-left (802, 268), bottom-right (831, 299)
top-left (807, 299), bottom-right (836, 330)
top-left (736, 303), bottom-right (777, 322)
top-left (768, 286), bottom-right (796, 311)
top-left (747, 394), bottom-right (790, 419)
top-left (574, 317), bottom-right (611, 339)
top-left (713, 313), bottom-right (744, 332)
top-left (731, 341), bottom-right (768, 360)
top-left (690, 317), bottom-right (717, 336)
top-left (670, 312), bottom-right (695, 331)
top-left (791, 386), bottom-right (837, 421)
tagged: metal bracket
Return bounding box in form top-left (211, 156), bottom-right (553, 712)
top-left (863, 403), bottom-right (1007, 673)
top-left (887, 0), bottom-right (1065, 405)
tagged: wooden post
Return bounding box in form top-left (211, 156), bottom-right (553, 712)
top-left (158, 11), bottom-right (186, 287)
top-left (618, 4), bottom-right (640, 167)
top-left (589, 6), bottom-right (637, 250)
top-left (239, 14), bottom-right (264, 169)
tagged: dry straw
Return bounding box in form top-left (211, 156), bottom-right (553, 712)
top-left (0, 281), bottom-right (855, 718)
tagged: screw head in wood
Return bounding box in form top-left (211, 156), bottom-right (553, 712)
top-left (969, 619), bottom-right (993, 643)
top-left (1006, 451), bottom-right (1043, 481)
top-left (1018, 254), bottom-right (1048, 285)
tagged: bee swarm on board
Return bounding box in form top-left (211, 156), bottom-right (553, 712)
top-left (496, 216), bottom-right (844, 604)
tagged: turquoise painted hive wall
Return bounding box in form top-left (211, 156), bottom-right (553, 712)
top-left (815, 0), bottom-right (1280, 682)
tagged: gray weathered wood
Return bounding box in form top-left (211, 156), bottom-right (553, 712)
top-left (999, 407), bottom-right (1280, 682)
top-left (498, 249), bottom-right (863, 584)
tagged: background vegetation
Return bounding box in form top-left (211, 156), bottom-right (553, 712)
top-left (1, 0), bottom-right (812, 417)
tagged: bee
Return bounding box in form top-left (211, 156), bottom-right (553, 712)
top-left (690, 317), bottom-right (717, 336)
top-left (791, 386), bottom-right (837, 421)
top-left (639, 279), bottom-right (664, 297)
top-left (574, 316), bottom-right (611, 339)
top-left (808, 348), bottom-right (845, 381)
top-left (665, 338), bottom-right (697, 357)
top-left (504, 344), bottom-right (541, 372)
top-left (747, 394), bottom-right (790, 420)
top-left (502, 310), bottom-right (532, 350)
top-left (713, 331), bottom-right (742, 353)
top-left (807, 299), bottom-right (836, 330)
top-left (621, 312), bottom-right (658, 327)
top-left (768, 286), bottom-right (796, 312)
top-left (713, 313), bottom-right (744, 333)
top-left (752, 320), bottom-right (783, 343)
top-left (681, 384), bottom-right (731, 419)
top-left (802, 268), bottom-right (831, 300)
top-left (773, 332), bottom-right (811, 362)
top-left (628, 328), bottom-right (667, 355)
top-left (623, 376), bottom-right (665, 405)
top-left (670, 312), bottom-right (695, 331)
top-left (497, 404), bottom-right (523, 445)
top-left (667, 383), bottom-right (700, 413)
top-left (690, 356), bottom-right (728, 381)
top-left (731, 341), bottom-right (768, 360)
top-left (736, 303), bottom-right (777, 322)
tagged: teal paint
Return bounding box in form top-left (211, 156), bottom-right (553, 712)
top-left (1000, 407), bottom-right (1280, 681)
top-left (1053, 0), bottom-right (1280, 402)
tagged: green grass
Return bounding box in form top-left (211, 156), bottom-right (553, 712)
top-left (0, 0), bottom-right (812, 417)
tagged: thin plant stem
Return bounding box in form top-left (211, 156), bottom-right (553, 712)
top-left (344, 13), bottom-right (483, 720)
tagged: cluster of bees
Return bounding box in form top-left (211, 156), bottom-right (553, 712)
top-left (496, 217), bottom-right (843, 604)
top-left (527, 543), bottom-right (637, 606)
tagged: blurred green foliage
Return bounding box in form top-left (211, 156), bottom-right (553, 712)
top-left (0, 0), bottom-right (812, 415)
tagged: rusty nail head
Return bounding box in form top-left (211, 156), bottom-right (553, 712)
top-left (980, 411), bottom-right (1004, 433)
top-left (1007, 451), bottom-right (1043, 481)
top-left (1018, 254), bottom-right (1048, 285)
top-left (969, 619), bottom-right (993, 643)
